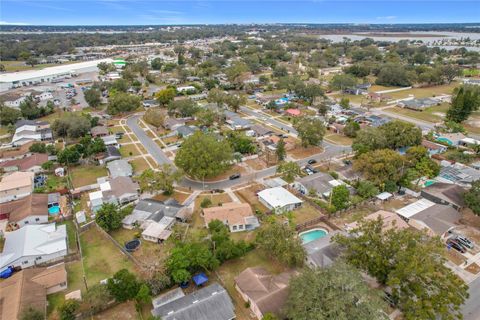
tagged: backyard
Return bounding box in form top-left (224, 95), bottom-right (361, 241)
top-left (384, 103), bottom-right (450, 123)
top-left (70, 165), bottom-right (108, 188)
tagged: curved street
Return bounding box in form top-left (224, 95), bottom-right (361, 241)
top-left (126, 114), bottom-right (351, 190)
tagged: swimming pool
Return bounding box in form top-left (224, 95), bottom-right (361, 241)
top-left (48, 206), bottom-right (60, 215)
top-left (299, 228), bottom-right (328, 244)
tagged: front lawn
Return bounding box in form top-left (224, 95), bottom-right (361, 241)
top-left (80, 226), bottom-right (137, 287)
top-left (129, 157), bottom-right (151, 174)
top-left (119, 144), bottom-right (142, 157)
top-left (70, 165), bottom-right (108, 188)
top-left (324, 133), bottom-right (353, 146)
top-left (384, 103), bottom-right (450, 123)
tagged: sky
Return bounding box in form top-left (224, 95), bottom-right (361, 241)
top-left (1, 0), bottom-right (480, 26)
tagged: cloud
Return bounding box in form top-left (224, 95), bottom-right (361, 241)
top-left (376, 15), bottom-right (397, 20)
top-left (149, 9), bottom-right (183, 15)
top-left (0, 20), bottom-right (30, 25)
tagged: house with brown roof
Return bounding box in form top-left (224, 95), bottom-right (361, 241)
top-left (345, 210), bottom-right (410, 233)
top-left (0, 171), bottom-right (35, 204)
top-left (235, 267), bottom-right (294, 319)
top-left (0, 153), bottom-right (48, 173)
top-left (0, 264), bottom-right (67, 320)
top-left (0, 193), bottom-right (49, 228)
top-left (91, 125), bottom-right (109, 138)
top-left (421, 182), bottom-right (466, 210)
top-left (421, 139), bottom-right (447, 156)
top-left (202, 202), bottom-right (260, 233)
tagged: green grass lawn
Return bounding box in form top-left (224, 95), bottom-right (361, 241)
top-left (80, 226), bottom-right (136, 287)
top-left (324, 133), bottom-right (353, 146)
top-left (59, 220), bottom-right (78, 253)
top-left (2, 60), bottom-right (76, 72)
top-left (386, 82), bottom-right (458, 100)
top-left (119, 144), bottom-right (142, 157)
top-left (70, 165), bottom-right (108, 188)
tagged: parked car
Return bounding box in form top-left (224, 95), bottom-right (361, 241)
top-left (447, 239), bottom-right (467, 253)
top-left (229, 174), bottom-right (241, 180)
top-left (307, 159), bottom-right (317, 165)
top-left (456, 235), bottom-right (474, 249)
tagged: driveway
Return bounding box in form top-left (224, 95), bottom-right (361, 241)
top-left (463, 276), bottom-right (480, 320)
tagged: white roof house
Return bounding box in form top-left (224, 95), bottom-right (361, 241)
top-left (0, 223), bottom-right (67, 270)
top-left (395, 198), bottom-right (435, 219)
top-left (258, 187), bottom-right (302, 213)
top-left (141, 216), bottom-right (175, 243)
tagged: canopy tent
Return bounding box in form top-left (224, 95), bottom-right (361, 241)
top-left (193, 273), bottom-right (209, 286)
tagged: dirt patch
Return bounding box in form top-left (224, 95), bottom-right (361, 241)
top-left (234, 184), bottom-right (269, 213)
top-left (289, 146), bottom-right (323, 160)
top-left (245, 158), bottom-right (268, 170)
top-left (93, 301), bottom-right (138, 320)
top-left (445, 248), bottom-right (465, 266)
top-left (466, 263), bottom-right (480, 275)
top-left (203, 165), bottom-right (247, 182)
top-left (460, 209), bottom-right (480, 230)
top-left (153, 191), bottom-right (191, 204)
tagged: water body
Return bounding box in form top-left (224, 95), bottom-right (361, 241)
top-left (319, 31), bottom-right (480, 51)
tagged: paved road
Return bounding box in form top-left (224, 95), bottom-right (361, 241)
top-left (126, 115), bottom-right (173, 165)
top-left (463, 277), bottom-right (480, 320)
top-left (240, 106), bottom-right (299, 135)
top-left (126, 113), bottom-right (350, 190)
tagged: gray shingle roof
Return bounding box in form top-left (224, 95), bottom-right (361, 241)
top-left (151, 283), bottom-right (235, 320)
top-left (107, 159), bottom-right (133, 178)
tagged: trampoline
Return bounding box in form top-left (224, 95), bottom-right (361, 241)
top-left (124, 239), bottom-right (141, 252)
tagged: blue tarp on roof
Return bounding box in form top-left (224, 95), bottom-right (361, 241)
top-left (193, 273), bottom-right (208, 286)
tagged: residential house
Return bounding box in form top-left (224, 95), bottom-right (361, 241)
top-left (344, 210), bottom-right (409, 232)
top-left (0, 223), bottom-right (67, 270)
top-left (97, 145), bottom-right (122, 164)
top-left (88, 177), bottom-right (139, 212)
top-left (12, 120), bottom-right (53, 146)
top-left (141, 216), bottom-right (175, 243)
top-left (248, 124), bottom-right (273, 139)
top-left (176, 125), bottom-right (197, 138)
top-left (258, 187), bottom-right (302, 213)
top-left (395, 199), bottom-right (461, 236)
top-left (285, 108), bottom-right (301, 117)
top-left (421, 183), bottom-right (466, 210)
top-left (4, 96), bottom-right (27, 108)
top-left (0, 153), bottom-right (48, 173)
top-left (0, 171), bottom-right (35, 203)
top-left (0, 194), bottom-right (49, 228)
top-left (36, 91), bottom-right (54, 101)
top-left (151, 283), bottom-right (235, 320)
top-left (434, 132), bottom-right (466, 146)
top-left (164, 117), bottom-right (187, 130)
top-left (0, 264), bottom-right (68, 320)
top-left (122, 198), bottom-right (187, 229)
top-left (224, 110), bottom-right (252, 130)
top-left (437, 163), bottom-right (480, 187)
top-left (101, 135), bottom-right (119, 147)
top-left (91, 126), bottom-right (109, 138)
top-left (303, 231), bottom-right (344, 268)
top-left (343, 87), bottom-right (364, 95)
top-left (398, 98), bottom-right (437, 111)
top-left (421, 139), bottom-right (447, 156)
top-left (177, 86), bottom-right (196, 93)
top-left (367, 92), bottom-right (391, 102)
top-left (235, 267), bottom-right (294, 319)
top-left (202, 202), bottom-right (260, 233)
top-left (143, 99), bottom-right (160, 108)
top-left (293, 172), bottom-right (346, 198)
top-left (107, 159), bottom-right (133, 178)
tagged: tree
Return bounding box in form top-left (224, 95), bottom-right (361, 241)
top-left (256, 221), bottom-right (305, 267)
top-left (138, 165), bottom-right (183, 195)
top-left (302, 84), bottom-right (324, 105)
top-left (464, 180), bottom-right (480, 215)
top-left (97, 62), bottom-right (116, 74)
top-left (293, 117), bottom-right (326, 148)
top-left (84, 88), bottom-right (102, 108)
top-left (339, 97), bottom-right (350, 109)
top-left (155, 88), bottom-right (176, 107)
top-left (57, 147), bottom-right (81, 165)
top-left (168, 99), bottom-right (199, 117)
top-left (446, 85), bottom-right (480, 123)
top-left (0, 104), bottom-right (21, 125)
top-left (58, 300), bottom-right (79, 320)
top-left (226, 131), bottom-right (256, 154)
top-left (20, 308), bottom-right (44, 320)
top-left (335, 219), bottom-right (469, 320)
top-left (29, 142), bottom-right (47, 153)
top-left (276, 138), bottom-right (286, 161)
top-left (330, 74), bottom-right (357, 90)
top-left (107, 269), bottom-right (141, 302)
top-left (353, 149), bottom-right (405, 187)
top-left (52, 113), bottom-right (91, 139)
top-left (207, 88), bottom-right (228, 107)
top-left (276, 161), bottom-right (301, 183)
top-left (175, 132), bottom-right (233, 180)
top-left (107, 92), bottom-right (141, 115)
top-left (208, 220), bottom-right (249, 263)
top-left (352, 127), bottom-right (388, 155)
top-left (286, 262), bottom-right (386, 320)
top-left (143, 108), bottom-right (165, 129)
top-left (196, 108), bottom-right (221, 127)
top-left (375, 64), bottom-right (412, 87)
top-left (330, 185), bottom-right (350, 211)
top-left (95, 203), bottom-right (124, 232)
top-left (83, 284), bottom-right (113, 314)
top-left (225, 94), bottom-right (246, 113)
top-left (151, 58), bottom-right (163, 70)
top-left (356, 180), bottom-right (379, 199)
top-left (135, 283), bottom-right (152, 306)
top-left (343, 120), bottom-right (360, 138)
top-left (381, 121), bottom-right (422, 149)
